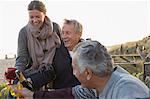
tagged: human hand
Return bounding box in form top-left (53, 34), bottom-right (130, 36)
top-left (0, 87), bottom-right (7, 98)
top-left (10, 85), bottom-right (33, 99)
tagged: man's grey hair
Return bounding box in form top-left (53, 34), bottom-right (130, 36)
top-left (63, 19), bottom-right (83, 35)
top-left (72, 40), bottom-right (113, 76)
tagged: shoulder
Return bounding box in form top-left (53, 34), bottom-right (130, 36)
top-left (17, 26), bottom-right (28, 42)
top-left (52, 22), bottom-right (61, 32)
top-left (56, 41), bottom-right (70, 56)
top-left (52, 22), bottom-right (60, 27)
top-left (113, 76), bottom-right (150, 98)
top-left (19, 26), bottom-right (27, 33)
top-left (18, 26), bottom-right (27, 37)
top-left (52, 22), bottom-right (61, 38)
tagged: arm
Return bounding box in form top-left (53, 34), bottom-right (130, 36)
top-left (24, 64), bottom-right (56, 91)
top-left (13, 87), bottom-right (74, 99)
top-left (33, 87), bottom-right (74, 99)
top-left (15, 27), bottom-right (31, 72)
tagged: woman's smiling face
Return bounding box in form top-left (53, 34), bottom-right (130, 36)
top-left (28, 9), bottom-right (45, 28)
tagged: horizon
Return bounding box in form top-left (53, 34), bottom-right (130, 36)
top-left (0, 0), bottom-right (149, 59)
top-left (0, 36), bottom-right (148, 59)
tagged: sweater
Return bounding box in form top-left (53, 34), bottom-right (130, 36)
top-left (73, 66), bottom-right (150, 99)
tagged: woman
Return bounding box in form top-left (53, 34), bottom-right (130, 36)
top-left (15, 0), bottom-right (79, 91)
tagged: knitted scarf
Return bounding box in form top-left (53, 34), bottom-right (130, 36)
top-left (26, 16), bottom-right (61, 69)
top-left (73, 85), bottom-right (98, 99)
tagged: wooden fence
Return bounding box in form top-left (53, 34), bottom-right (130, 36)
top-left (111, 54), bottom-right (150, 82)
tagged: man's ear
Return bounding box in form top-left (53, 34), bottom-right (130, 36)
top-left (85, 68), bottom-right (93, 80)
top-left (77, 32), bottom-right (82, 38)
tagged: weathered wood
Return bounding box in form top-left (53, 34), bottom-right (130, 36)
top-left (112, 54), bottom-right (150, 82)
top-left (111, 54), bottom-right (140, 57)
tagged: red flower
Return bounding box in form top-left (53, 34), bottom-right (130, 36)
top-left (5, 68), bottom-right (17, 84)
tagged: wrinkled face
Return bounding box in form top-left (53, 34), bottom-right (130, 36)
top-left (72, 56), bottom-right (89, 87)
top-left (28, 10), bottom-right (45, 28)
top-left (62, 24), bottom-right (81, 51)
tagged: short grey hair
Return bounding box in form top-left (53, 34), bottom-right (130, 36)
top-left (63, 19), bottom-right (83, 35)
top-left (73, 40), bottom-right (113, 77)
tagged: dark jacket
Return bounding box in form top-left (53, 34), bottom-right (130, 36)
top-left (15, 22), bottom-right (80, 91)
top-left (33, 87), bottom-right (74, 99)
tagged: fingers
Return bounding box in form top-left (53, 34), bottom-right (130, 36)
top-left (0, 87), bottom-right (7, 97)
top-left (9, 85), bottom-right (33, 98)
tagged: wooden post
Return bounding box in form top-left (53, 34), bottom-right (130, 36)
top-left (5, 54), bottom-right (8, 59)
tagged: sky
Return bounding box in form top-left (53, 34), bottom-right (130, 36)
top-left (0, 0), bottom-right (149, 58)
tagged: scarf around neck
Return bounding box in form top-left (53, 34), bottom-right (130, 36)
top-left (26, 16), bottom-right (61, 69)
